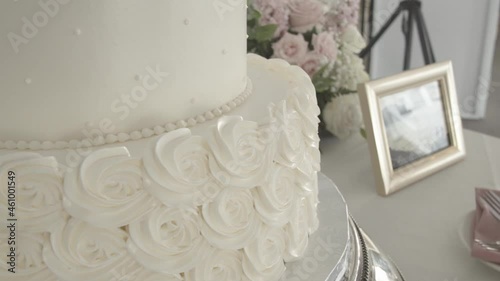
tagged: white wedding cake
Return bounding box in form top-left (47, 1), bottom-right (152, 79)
top-left (0, 1), bottom-right (322, 281)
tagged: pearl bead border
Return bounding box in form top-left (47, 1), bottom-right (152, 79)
top-left (0, 78), bottom-right (253, 151)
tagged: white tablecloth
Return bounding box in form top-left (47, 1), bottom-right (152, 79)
top-left (320, 129), bottom-right (500, 281)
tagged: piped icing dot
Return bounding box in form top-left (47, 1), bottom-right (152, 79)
top-left (184, 18), bottom-right (190, 25)
top-left (17, 141), bottom-right (28, 150)
top-left (176, 120), bottom-right (188, 128)
top-left (74, 28), bottom-right (82, 36)
top-left (5, 141), bottom-right (17, 150)
top-left (42, 141), bottom-right (53, 150)
top-left (134, 74), bottom-right (142, 81)
top-left (141, 128), bottom-right (154, 138)
top-left (130, 131), bottom-right (142, 140)
top-left (187, 118), bottom-right (196, 126)
top-left (154, 125), bottom-right (165, 135)
top-left (25, 78), bottom-right (32, 84)
top-left (165, 123), bottom-right (177, 132)
top-left (29, 141), bottom-right (41, 150)
top-left (106, 134), bottom-right (118, 144)
top-left (222, 49), bottom-right (227, 55)
top-left (196, 115), bottom-right (205, 123)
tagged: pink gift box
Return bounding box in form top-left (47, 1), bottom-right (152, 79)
top-left (471, 188), bottom-right (500, 264)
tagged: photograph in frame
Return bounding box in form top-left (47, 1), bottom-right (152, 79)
top-left (380, 80), bottom-right (451, 170)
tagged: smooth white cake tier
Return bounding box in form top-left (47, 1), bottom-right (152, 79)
top-left (0, 55), bottom-right (322, 281)
top-left (0, 0), bottom-right (247, 142)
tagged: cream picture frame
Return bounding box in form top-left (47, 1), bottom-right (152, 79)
top-left (358, 61), bottom-right (466, 196)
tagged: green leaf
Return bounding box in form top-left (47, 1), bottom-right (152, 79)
top-left (303, 27), bottom-right (318, 50)
top-left (247, 1), bottom-right (261, 22)
top-left (254, 24), bottom-right (278, 42)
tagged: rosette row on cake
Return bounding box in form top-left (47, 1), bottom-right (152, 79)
top-left (0, 71), bottom-right (320, 280)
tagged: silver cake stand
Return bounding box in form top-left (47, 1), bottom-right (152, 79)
top-left (284, 173), bottom-right (405, 281)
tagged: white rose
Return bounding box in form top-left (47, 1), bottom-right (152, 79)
top-left (144, 129), bottom-right (223, 207)
top-left (63, 147), bottom-right (157, 228)
top-left (288, 0), bottom-right (327, 33)
top-left (0, 153), bottom-right (65, 233)
top-left (272, 33), bottom-right (309, 64)
top-left (201, 188), bottom-right (261, 250)
top-left (322, 93), bottom-right (363, 139)
top-left (127, 206), bottom-right (212, 274)
top-left (43, 218), bottom-right (136, 281)
top-left (253, 165), bottom-right (297, 227)
top-left (341, 25), bottom-right (366, 54)
top-left (185, 250), bottom-right (250, 281)
top-left (0, 233), bottom-right (58, 281)
top-left (242, 226), bottom-right (286, 281)
top-left (208, 116), bottom-right (274, 188)
top-left (352, 54), bottom-right (371, 84)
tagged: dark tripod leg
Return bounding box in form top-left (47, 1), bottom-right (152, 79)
top-left (415, 6), bottom-right (436, 63)
top-left (413, 6), bottom-right (432, 64)
top-left (403, 9), bottom-right (414, 70)
top-left (360, 5), bottom-right (403, 58)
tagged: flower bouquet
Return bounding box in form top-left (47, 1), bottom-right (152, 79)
top-left (247, 0), bottom-right (370, 139)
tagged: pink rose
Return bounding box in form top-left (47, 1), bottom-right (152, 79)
top-left (254, 0), bottom-right (290, 38)
top-left (288, 0), bottom-right (327, 33)
top-left (323, 1), bottom-right (360, 34)
top-left (312, 32), bottom-right (338, 61)
top-left (299, 52), bottom-right (325, 77)
top-left (272, 32), bottom-right (309, 64)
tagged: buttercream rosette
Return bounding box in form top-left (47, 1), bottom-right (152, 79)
top-left (0, 152), bottom-right (65, 233)
top-left (127, 206), bottom-right (212, 274)
top-left (270, 100), bottom-right (308, 169)
top-left (253, 164), bottom-right (297, 227)
top-left (283, 197), bottom-right (311, 262)
top-left (134, 269), bottom-right (182, 281)
top-left (208, 116), bottom-right (275, 188)
top-left (286, 84), bottom-right (321, 147)
top-left (63, 147), bottom-right (157, 228)
top-left (0, 233), bottom-right (58, 281)
top-left (43, 218), bottom-right (136, 281)
top-left (185, 250), bottom-right (250, 281)
top-left (242, 226), bottom-right (287, 281)
top-left (282, 86), bottom-right (322, 181)
top-left (108, 265), bottom-right (181, 281)
top-left (144, 128), bottom-right (223, 207)
top-left (201, 187), bottom-right (262, 250)
top-left (305, 172), bottom-right (320, 234)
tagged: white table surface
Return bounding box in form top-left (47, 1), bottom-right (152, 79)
top-left (320, 129), bottom-right (500, 281)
